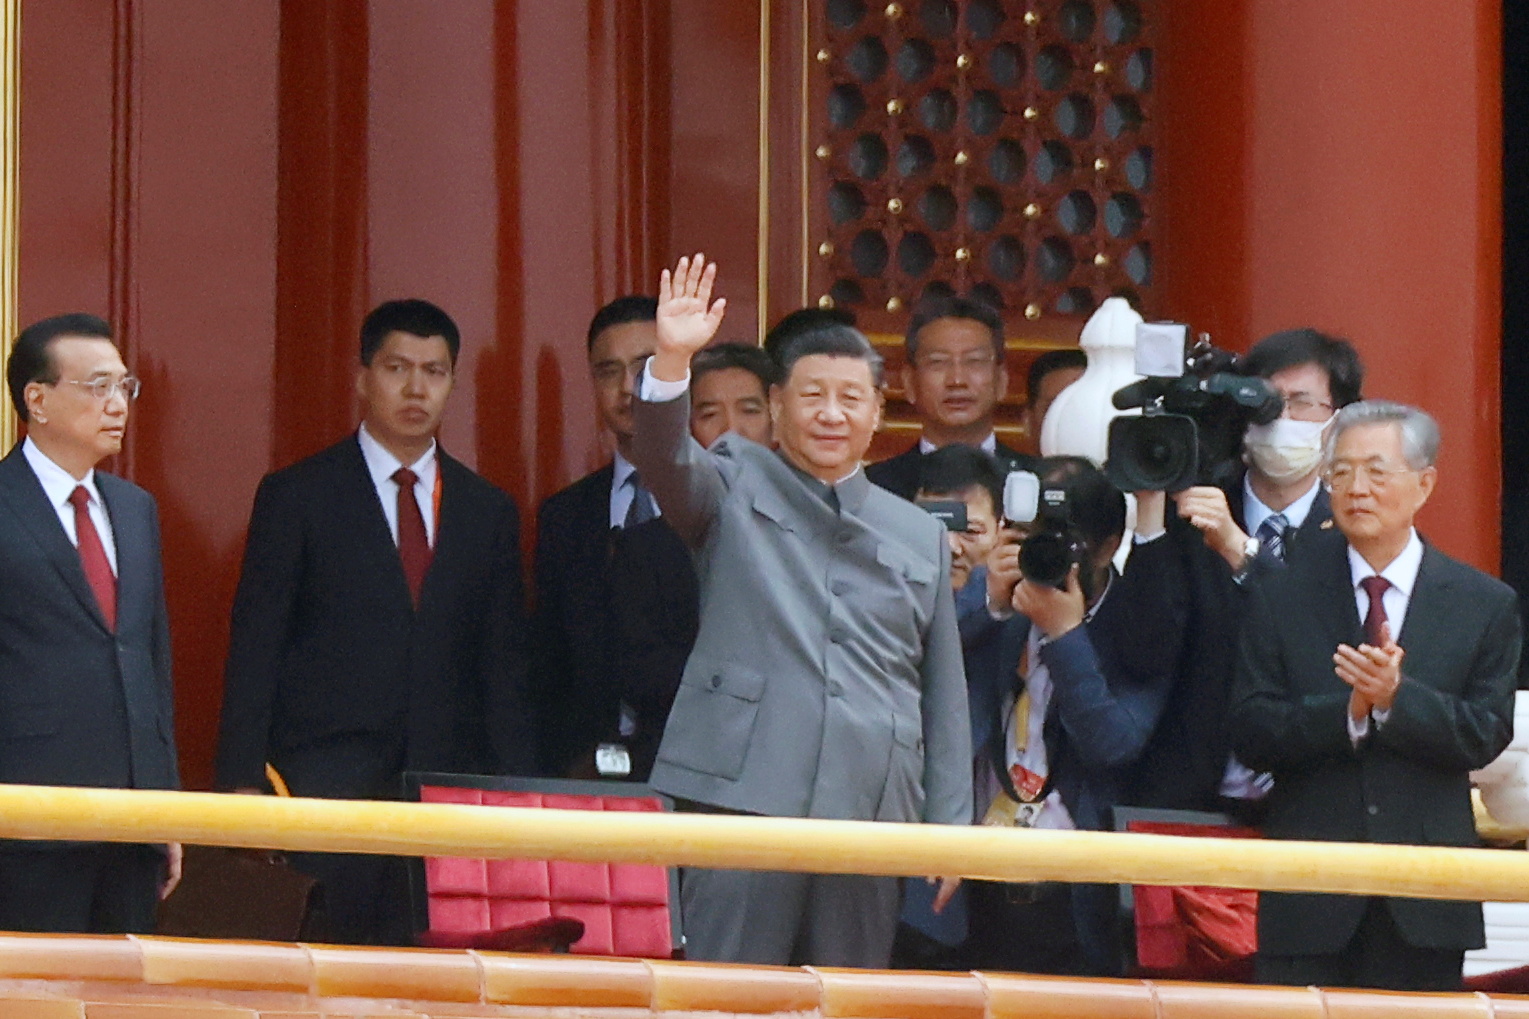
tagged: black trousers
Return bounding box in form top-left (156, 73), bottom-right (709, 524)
top-left (964, 880), bottom-right (1087, 975)
top-left (0, 843), bottom-right (162, 934)
top-left (1257, 897), bottom-right (1464, 992)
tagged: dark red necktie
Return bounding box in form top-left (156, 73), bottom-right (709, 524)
top-left (69, 485), bottom-right (117, 631)
top-left (1360, 575), bottom-right (1391, 646)
top-left (393, 467), bottom-right (433, 605)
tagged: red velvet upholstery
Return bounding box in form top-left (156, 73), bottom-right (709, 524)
top-left (419, 786), bottom-right (674, 958)
top-left (1124, 819), bottom-right (1261, 981)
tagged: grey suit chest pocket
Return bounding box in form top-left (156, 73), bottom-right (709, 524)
top-left (875, 544), bottom-right (937, 586)
top-left (659, 663), bottom-right (767, 780)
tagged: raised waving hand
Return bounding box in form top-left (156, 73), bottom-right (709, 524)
top-left (651, 253), bottom-right (727, 381)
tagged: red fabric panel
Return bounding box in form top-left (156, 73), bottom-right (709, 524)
top-left (613, 903), bottom-right (672, 957)
top-left (489, 898), bottom-right (554, 929)
top-left (555, 901), bottom-right (616, 955)
top-left (420, 785), bottom-right (484, 805)
top-left (1174, 886), bottom-right (1257, 963)
top-left (420, 786), bottom-right (673, 958)
top-left (1133, 885), bottom-right (1189, 970)
top-left (484, 790), bottom-right (546, 808)
top-left (548, 859), bottom-right (612, 901)
top-left (425, 855), bottom-right (487, 896)
top-left (610, 863), bottom-right (668, 905)
top-left (427, 894), bottom-right (491, 934)
top-left (1123, 819), bottom-right (1261, 981)
top-left (486, 857), bottom-right (550, 899)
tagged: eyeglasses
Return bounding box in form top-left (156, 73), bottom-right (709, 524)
top-left (1322, 461), bottom-right (1418, 490)
top-left (915, 353), bottom-right (999, 376)
top-left (1282, 394), bottom-right (1333, 416)
top-left (62, 376), bottom-right (141, 402)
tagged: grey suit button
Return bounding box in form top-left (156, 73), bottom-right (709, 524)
top-left (709, 675), bottom-right (722, 690)
top-left (831, 580), bottom-right (851, 596)
top-left (827, 681), bottom-right (844, 697)
top-left (837, 530), bottom-right (854, 544)
top-left (829, 627), bottom-right (847, 643)
top-left (1367, 804), bottom-right (1379, 816)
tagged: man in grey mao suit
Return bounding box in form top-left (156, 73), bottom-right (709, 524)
top-left (628, 255), bottom-right (972, 968)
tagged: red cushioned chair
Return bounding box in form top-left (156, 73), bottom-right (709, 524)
top-left (1113, 806), bottom-right (1261, 982)
top-left (404, 773), bottom-right (681, 957)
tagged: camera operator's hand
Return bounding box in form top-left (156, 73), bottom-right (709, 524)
top-left (651, 253), bottom-right (727, 382)
top-left (1173, 486), bottom-right (1251, 570)
top-left (1133, 489), bottom-right (1166, 538)
top-left (1012, 565), bottom-right (1086, 639)
top-left (985, 530), bottom-right (1023, 616)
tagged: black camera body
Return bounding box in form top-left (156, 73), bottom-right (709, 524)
top-left (1003, 472), bottom-right (1084, 590)
top-left (1105, 325), bottom-right (1283, 492)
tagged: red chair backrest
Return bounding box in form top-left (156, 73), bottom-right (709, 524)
top-left (419, 786), bottom-right (673, 958)
top-left (1124, 819), bottom-right (1261, 981)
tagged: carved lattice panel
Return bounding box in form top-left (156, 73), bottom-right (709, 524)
top-left (813, 0), bottom-right (1153, 332)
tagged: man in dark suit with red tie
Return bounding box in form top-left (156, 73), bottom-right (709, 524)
top-left (1230, 400), bottom-right (1520, 990)
top-left (0, 313), bottom-right (179, 932)
top-left (216, 299), bottom-right (535, 945)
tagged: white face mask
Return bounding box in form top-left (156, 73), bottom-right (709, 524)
top-left (1243, 414), bottom-right (1332, 484)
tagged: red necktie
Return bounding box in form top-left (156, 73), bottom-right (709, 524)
top-left (1360, 575), bottom-right (1391, 646)
top-left (69, 485), bottom-right (117, 631)
top-left (393, 467), bottom-right (432, 605)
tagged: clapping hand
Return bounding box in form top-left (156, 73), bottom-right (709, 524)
top-left (1336, 621), bottom-right (1404, 717)
top-left (651, 253), bottom-right (727, 381)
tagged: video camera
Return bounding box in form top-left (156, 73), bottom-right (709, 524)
top-left (1002, 471), bottom-right (1082, 590)
top-left (1105, 323), bottom-right (1283, 492)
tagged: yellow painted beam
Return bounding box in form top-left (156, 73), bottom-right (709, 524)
top-left (0, 784), bottom-right (1525, 902)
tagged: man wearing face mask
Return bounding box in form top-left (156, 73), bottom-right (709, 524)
top-left (1129, 328), bottom-right (1365, 817)
top-left (1175, 328), bottom-right (1365, 581)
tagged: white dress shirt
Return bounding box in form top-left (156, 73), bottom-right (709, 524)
top-left (1346, 528), bottom-right (1424, 740)
top-left (607, 451), bottom-right (664, 529)
top-left (1242, 471), bottom-right (1322, 539)
top-left (920, 432), bottom-right (998, 455)
top-left (357, 424), bottom-right (438, 547)
top-left (22, 437), bottom-right (118, 574)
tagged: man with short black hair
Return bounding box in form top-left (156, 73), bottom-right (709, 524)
top-left (0, 313), bottom-right (179, 934)
top-left (531, 295), bottom-right (697, 784)
top-left (632, 255), bottom-right (970, 969)
top-left (1230, 400), bottom-right (1519, 991)
top-left (955, 459), bottom-right (1188, 975)
top-left (762, 306), bottom-right (856, 366)
top-left (868, 296), bottom-right (1036, 500)
top-left (218, 299), bottom-right (534, 945)
top-left (690, 341), bottom-right (777, 448)
top-left (1023, 348), bottom-right (1088, 444)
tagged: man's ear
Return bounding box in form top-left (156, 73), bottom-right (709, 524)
top-left (901, 362), bottom-right (919, 409)
top-left (1415, 465), bottom-right (1438, 509)
top-left (768, 383), bottom-right (783, 423)
top-left (23, 382), bottom-right (46, 425)
top-left (994, 362), bottom-right (1009, 402)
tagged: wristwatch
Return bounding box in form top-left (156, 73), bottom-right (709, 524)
top-left (1232, 536), bottom-right (1261, 583)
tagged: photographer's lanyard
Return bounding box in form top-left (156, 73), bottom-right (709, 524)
top-left (983, 583), bottom-right (1112, 829)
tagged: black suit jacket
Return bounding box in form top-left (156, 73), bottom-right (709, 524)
top-left (866, 438), bottom-right (1038, 501)
top-left (1127, 478), bottom-right (1333, 811)
top-left (1229, 528), bottom-right (1520, 954)
top-left (0, 446), bottom-right (177, 793)
top-left (215, 435), bottom-right (534, 798)
top-left (531, 466), bottom-right (697, 781)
